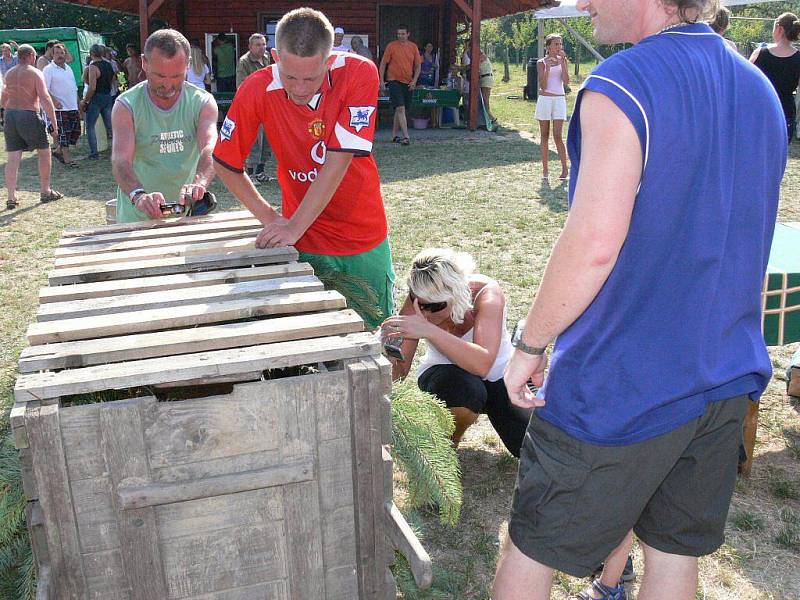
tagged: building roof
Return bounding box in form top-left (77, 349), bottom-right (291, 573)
top-left (63, 0), bottom-right (558, 21)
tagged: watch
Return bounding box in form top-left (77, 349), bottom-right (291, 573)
top-left (129, 188), bottom-right (146, 204)
top-left (511, 320), bottom-right (548, 355)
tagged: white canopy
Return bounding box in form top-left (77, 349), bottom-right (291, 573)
top-left (535, 0), bottom-right (783, 19)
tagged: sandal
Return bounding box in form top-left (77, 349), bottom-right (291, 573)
top-left (63, 161), bottom-right (78, 169)
top-left (40, 190), bottom-right (64, 203)
top-left (400, 137), bottom-right (410, 146)
top-left (6, 198), bottom-right (18, 209)
top-left (53, 151), bottom-right (66, 165)
top-left (574, 579), bottom-right (626, 600)
top-left (392, 136), bottom-right (402, 143)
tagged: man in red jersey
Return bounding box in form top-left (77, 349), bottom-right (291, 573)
top-left (213, 7), bottom-right (393, 328)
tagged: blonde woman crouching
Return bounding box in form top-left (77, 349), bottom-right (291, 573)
top-left (381, 249), bottom-right (532, 456)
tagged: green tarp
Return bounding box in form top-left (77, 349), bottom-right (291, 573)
top-left (0, 27), bottom-right (105, 89)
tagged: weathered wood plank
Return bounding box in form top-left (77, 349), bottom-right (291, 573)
top-left (99, 397), bottom-right (169, 600)
top-left (144, 388), bottom-right (281, 469)
top-left (346, 360), bottom-right (378, 598)
top-left (83, 548), bottom-right (129, 600)
top-left (324, 564), bottom-right (359, 600)
top-left (39, 263), bottom-right (313, 303)
top-left (385, 502), bottom-right (433, 589)
top-left (27, 289), bottom-right (346, 344)
top-left (62, 209), bottom-right (255, 237)
top-left (189, 581), bottom-right (289, 600)
top-left (321, 504), bottom-right (357, 570)
top-left (48, 246), bottom-right (297, 285)
top-left (15, 332), bottom-right (380, 402)
top-left (25, 404), bottom-right (87, 598)
top-left (155, 488), bottom-right (283, 540)
top-left (118, 459), bottom-right (314, 510)
top-left (24, 305), bottom-right (363, 371)
top-left (26, 502), bottom-right (51, 588)
top-left (54, 236), bottom-right (262, 268)
top-left (282, 482), bottom-right (325, 600)
top-left (161, 523), bottom-right (287, 599)
top-left (10, 403), bottom-right (28, 449)
top-left (318, 437), bottom-right (354, 514)
top-left (71, 476), bottom-right (118, 553)
top-left (55, 225), bottom-right (262, 257)
top-left (152, 449), bottom-right (283, 485)
top-left (60, 405), bottom-right (105, 481)
top-left (37, 275), bottom-right (323, 321)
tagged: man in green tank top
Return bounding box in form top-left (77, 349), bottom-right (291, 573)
top-left (111, 29), bottom-right (218, 223)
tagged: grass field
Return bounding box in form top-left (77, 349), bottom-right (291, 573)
top-left (1, 61), bottom-right (799, 598)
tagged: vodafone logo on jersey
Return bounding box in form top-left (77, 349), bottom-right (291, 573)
top-left (288, 141), bottom-right (327, 183)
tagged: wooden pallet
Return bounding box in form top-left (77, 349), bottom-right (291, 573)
top-left (13, 214), bottom-right (430, 600)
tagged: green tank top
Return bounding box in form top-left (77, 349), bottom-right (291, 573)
top-left (115, 82), bottom-right (211, 223)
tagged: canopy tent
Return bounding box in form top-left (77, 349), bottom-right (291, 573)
top-left (535, 0), bottom-right (785, 19)
top-left (0, 27), bottom-right (105, 87)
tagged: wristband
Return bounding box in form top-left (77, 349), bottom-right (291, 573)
top-left (512, 338), bottom-right (547, 356)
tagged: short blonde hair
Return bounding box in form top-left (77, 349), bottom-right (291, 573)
top-left (407, 249), bottom-right (475, 324)
top-left (276, 7), bottom-right (334, 57)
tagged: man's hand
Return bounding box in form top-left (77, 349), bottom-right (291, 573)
top-left (134, 192), bottom-right (166, 220)
top-left (256, 216), bottom-right (300, 248)
top-left (379, 81), bottom-right (387, 92)
top-left (179, 183), bottom-right (206, 206)
top-left (409, 80), bottom-right (416, 90)
top-left (49, 123), bottom-right (59, 139)
top-left (503, 350), bottom-right (547, 409)
top-left (52, 99), bottom-right (62, 110)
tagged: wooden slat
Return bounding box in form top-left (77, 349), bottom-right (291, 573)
top-left (283, 481), bottom-right (326, 599)
top-left (39, 263), bottom-right (313, 303)
top-left (385, 502), bottom-right (433, 589)
top-left (62, 209), bottom-right (255, 237)
top-left (118, 458), bottom-right (314, 510)
top-left (54, 236), bottom-right (262, 268)
top-left (347, 360), bottom-right (379, 598)
top-left (27, 289), bottom-right (345, 344)
top-left (55, 225), bottom-right (263, 257)
top-left (48, 246), bottom-right (298, 285)
top-left (99, 398), bottom-right (169, 600)
top-left (59, 217), bottom-right (262, 247)
top-left (15, 332), bottom-right (380, 402)
top-left (37, 275), bottom-right (323, 321)
top-left (25, 404), bottom-right (87, 596)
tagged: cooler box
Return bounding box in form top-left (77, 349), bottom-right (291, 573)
top-left (762, 222), bottom-right (800, 346)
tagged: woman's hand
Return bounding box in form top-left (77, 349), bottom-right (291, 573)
top-left (381, 299), bottom-right (434, 340)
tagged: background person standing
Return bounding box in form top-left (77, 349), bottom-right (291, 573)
top-left (43, 43), bottom-right (80, 167)
top-left (1, 44), bottom-right (63, 209)
top-left (213, 33), bottom-right (236, 92)
top-left (236, 33), bottom-right (271, 182)
top-left (379, 26), bottom-right (421, 146)
top-left (80, 44), bottom-right (115, 160)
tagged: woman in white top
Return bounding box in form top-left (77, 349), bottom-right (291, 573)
top-left (382, 249), bottom-right (532, 456)
top-left (535, 33), bottom-right (570, 182)
top-left (187, 45), bottom-right (211, 89)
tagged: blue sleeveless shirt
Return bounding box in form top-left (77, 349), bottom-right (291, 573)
top-left (538, 23), bottom-right (786, 445)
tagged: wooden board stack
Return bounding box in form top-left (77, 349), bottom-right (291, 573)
top-left (12, 211), bottom-right (431, 600)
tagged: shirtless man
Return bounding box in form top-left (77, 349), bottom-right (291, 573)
top-left (1, 45), bottom-right (63, 209)
top-left (36, 39), bottom-right (73, 70)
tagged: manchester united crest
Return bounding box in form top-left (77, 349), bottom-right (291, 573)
top-left (308, 118), bottom-right (325, 140)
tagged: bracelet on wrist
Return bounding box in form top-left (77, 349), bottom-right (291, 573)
top-left (129, 188), bottom-right (146, 205)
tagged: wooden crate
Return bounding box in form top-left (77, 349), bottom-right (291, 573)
top-left (13, 211), bottom-right (430, 600)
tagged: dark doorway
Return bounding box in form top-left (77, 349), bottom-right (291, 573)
top-left (377, 5), bottom-right (440, 58)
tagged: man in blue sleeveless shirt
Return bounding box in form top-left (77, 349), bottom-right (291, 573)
top-left (492, 0), bottom-right (787, 597)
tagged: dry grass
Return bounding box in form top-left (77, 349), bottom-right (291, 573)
top-left (1, 63), bottom-right (799, 599)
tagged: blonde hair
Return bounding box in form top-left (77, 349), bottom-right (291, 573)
top-left (407, 249), bottom-right (475, 324)
top-left (545, 33), bottom-right (562, 48)
top-left (190, 45), bottom-right (205, 76)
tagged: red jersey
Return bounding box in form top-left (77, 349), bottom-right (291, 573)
top-left (213, 52), bottom-right (387, 255)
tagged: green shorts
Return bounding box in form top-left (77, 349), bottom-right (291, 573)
top-left (509, 395), bottom-right (749, 577)
top-left (299, 238), bottom-right (395, 329)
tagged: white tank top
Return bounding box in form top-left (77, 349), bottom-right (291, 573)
top-left (416, 282), bottom-right (514, 382)
top-left (544, 62), bottom-right (565, 95)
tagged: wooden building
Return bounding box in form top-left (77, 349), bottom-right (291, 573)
top-left (65, 0), bottom-right (555, 128)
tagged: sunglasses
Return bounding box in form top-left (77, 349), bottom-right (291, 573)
top-left (409, 291), bottom-right (448, 313)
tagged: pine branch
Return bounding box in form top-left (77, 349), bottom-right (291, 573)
top-left (390, 379), bottom-right (463, 526)
top-left (314, 270), bottom-right (383, 324)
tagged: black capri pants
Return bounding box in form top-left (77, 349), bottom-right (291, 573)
top-left (418, 364), bottom-right (533, 457)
